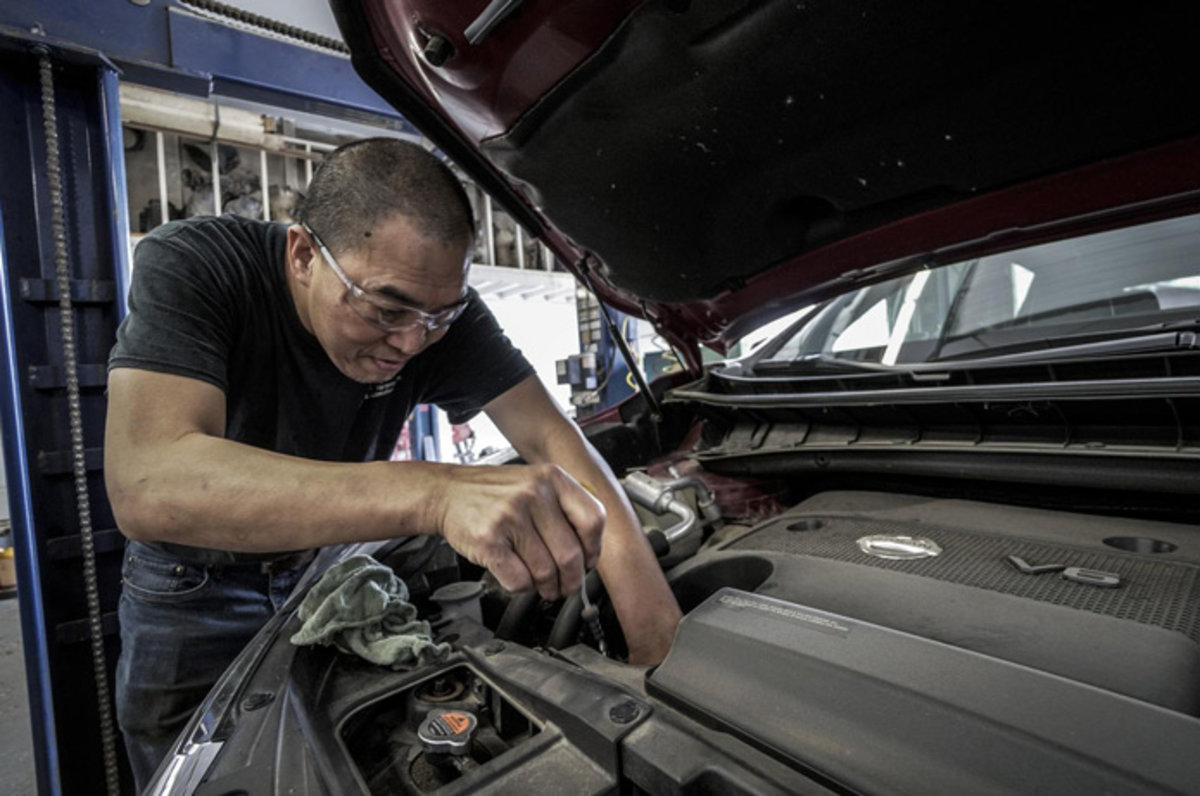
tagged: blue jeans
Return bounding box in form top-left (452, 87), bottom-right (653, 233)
top-left (115, 541), bottom-right (307, 793)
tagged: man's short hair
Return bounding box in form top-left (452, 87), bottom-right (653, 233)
top-left (296, 138), bottom-right (474, 254)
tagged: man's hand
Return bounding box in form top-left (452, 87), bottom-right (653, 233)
top-left (484, 376), bottom-right (683, 665)
top-left (434, 463), bottom-right (605, 601)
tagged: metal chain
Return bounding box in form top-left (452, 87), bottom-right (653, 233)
top-left (177, 0), bottom-right (350, 53)
top-left (37, 51), bottom-right (122, 796)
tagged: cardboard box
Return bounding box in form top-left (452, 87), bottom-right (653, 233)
top-left (0, 548), bottom-right (16, 589)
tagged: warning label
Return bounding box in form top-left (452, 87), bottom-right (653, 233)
top-left (442, 712), bottom-right (473, 735)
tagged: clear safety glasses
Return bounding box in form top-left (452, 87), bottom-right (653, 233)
top-left (303, 223), bottom-right (468, 334)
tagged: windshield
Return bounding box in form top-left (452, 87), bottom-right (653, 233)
top-left (763, 212), bottom-right (1200, 366)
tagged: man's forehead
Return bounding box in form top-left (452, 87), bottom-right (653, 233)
top-left (367, 218), bottom-right (466, 258)
top-left (366, 211), bottom-right (473, 253)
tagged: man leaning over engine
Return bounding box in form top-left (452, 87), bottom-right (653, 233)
top-left (104, 137), bottom-right (681, 791)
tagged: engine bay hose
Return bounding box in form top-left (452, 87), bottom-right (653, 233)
top-left (494, 591), bottom-right (539, 642)
top-left (546, 570), bottom-right (604, 651)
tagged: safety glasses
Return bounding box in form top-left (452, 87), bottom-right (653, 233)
top-left (302, 223), bottom-right (468, 334)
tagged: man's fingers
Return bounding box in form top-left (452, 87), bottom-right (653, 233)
top-left (439, 463), bottom-right (609, 600)
top-left (552, 471), bottom-right (606, 569)
top-left (484, 543), bottom-right (535, 596)
top-left (529, 504), bottom-right (585, 598)
top-left (508, 522), bottom-right (564, 600)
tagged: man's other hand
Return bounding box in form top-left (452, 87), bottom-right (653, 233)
top-left (435, 463), bottom-right (605, 600)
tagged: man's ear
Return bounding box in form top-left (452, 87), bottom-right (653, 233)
top-left (285, 224), bottom-right (316, 286)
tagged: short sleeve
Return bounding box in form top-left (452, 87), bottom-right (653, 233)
top-left (108, 224), bottom-right (241, 392)
top-left (414, 289), bottom-right (535, 424)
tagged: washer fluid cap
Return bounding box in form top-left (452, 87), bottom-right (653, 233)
top-left (418, 709), bottom-right (478, 756)
top-left (856, 534), bottom-right (942, 560)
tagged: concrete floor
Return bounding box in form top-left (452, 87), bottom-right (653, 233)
top-left (0, 594), bottom-right (38, 794)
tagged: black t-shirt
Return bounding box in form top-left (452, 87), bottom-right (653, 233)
top-left (110, 214), bottom-right (533, 465)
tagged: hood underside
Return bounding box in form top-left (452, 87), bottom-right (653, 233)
top-left (334, 1), bottom-right (1200, 360)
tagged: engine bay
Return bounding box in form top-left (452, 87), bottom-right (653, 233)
top-left (161, 415), bottom-right (1200, 796)
top-left (310, 484), bottom-right (1200, 795)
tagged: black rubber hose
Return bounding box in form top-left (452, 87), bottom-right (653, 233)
top-left (495, 591), bottom-right (539, 642)
top-left (646, 529), bottom-right (670, 558)
top-left (546, 570), bottom-right (603, 650)
top-left (546, 530), bottom-right (671, 650)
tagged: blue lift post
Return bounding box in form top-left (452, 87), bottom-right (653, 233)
top-left (0, 2), bottom-right (418, 792)
top-left (0, 46), bottom-right (131, 794)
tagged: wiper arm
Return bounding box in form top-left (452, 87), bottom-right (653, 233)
top-left (929, 323), bottom-right (1200, 367)
top-left (747, 324), bottom-right (1200, 379)
top-left (752, 353), bottom-right (897, 374)
top-left (928, 259), bottom-right (980, 362)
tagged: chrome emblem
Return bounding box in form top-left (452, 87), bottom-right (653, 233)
top-left (856, 534), bottom-right (942, 560)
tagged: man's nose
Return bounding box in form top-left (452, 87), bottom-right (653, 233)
top-left (386, 325), bottom-right (429, 354)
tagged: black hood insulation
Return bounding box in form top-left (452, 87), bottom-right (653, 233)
top-left (481, 1), bottom-right (1200, 302)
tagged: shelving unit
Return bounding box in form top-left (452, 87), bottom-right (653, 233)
top-left (118, 84), bottom-right (561, 277)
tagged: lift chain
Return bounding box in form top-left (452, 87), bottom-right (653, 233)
top-left (177, 0), bottom-right (350, 54)
top-left (36, 51), bottom-right (122, 796)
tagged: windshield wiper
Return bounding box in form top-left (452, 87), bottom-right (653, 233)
top-left (928, 322), bottom-right (1200, 367)
top-left (744, 323), bottom-right (1200, 379)
top-left (753, 353), bottom-right (898, 374)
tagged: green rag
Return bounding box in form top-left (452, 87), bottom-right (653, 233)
top-left (289, 554), bottom-right (450, 668)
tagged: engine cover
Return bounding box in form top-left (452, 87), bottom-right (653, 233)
top-left (648, 587), bottom-right (1200, 794)
top-left (666, 491), bottom-right (1200, 713)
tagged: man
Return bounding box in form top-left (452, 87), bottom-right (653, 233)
top-left (105, 138), bottom-right (681, 790)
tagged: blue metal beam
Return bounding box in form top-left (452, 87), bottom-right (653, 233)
top-left (166, 9), bottom-right (403, 121)
top-left (0, 0), bottom-right (415, 131)
top-left (0, 210), bottom-right (61, 796)
top-left (0, 45), bottom-right (132, 794)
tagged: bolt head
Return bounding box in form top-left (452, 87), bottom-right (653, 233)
top-left (423, 35), bottom-right (454, 67)
top-left (609, 700), bottom-right (641, 725)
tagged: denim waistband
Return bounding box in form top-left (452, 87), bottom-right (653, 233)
top-left (145, 540), bottom-right (317, 571)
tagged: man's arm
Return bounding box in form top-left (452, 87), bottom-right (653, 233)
top-left (484, 375), bottom-right (682, 665)
top-left (105, 367), bottom-right (605, 598)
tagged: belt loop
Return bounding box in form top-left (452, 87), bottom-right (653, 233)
top-left (260, 548), bottom-right (317, 574)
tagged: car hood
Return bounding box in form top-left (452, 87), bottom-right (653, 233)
top-left (332, 1), bottom-right (1200, 368)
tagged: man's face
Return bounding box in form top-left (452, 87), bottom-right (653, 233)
top-left (292, 213), bottom-right (470, 384)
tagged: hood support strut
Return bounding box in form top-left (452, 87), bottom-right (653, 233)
top-left (579, 267), bottom-right (662, 425)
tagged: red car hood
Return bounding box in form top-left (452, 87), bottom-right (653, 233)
top-left (332, 1), bottom-right (1200, 371)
